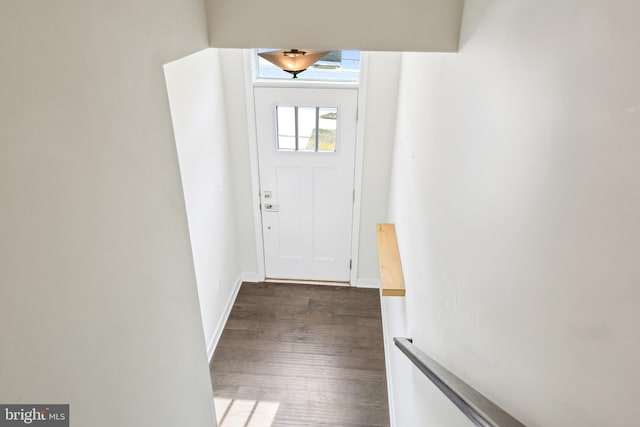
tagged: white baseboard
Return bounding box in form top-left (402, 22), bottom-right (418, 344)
top-left (380, 297), bottom-right (397, 427)
top-left (352, 278), bottom-right (381, 289)
top-left (207, 274), bottom-right (243, 362)
top-left (265, 278), bottom-right (349, 287)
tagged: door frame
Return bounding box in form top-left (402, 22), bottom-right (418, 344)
top-left (242, 50), bottom-right (370, 284)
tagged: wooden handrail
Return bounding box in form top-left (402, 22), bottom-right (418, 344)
top-left (376, 223), bottom-right (406, 296)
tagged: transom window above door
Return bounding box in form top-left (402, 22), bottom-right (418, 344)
top-left (256, 49), bottom-right (360, 82)
top-left (276, 106), bottom-right (338, 153)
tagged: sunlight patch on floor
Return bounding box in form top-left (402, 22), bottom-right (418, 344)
top-left (215, 397), bottom-right (280, 427)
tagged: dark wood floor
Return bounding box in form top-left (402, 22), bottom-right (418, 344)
top-left (210, 282), bottom-right (390, 427)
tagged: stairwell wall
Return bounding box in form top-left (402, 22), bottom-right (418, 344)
top-left (0, 1), bottom-right (217, 426)
top-left (385, 1), bottom-right (640, 426)
top-left (164, 48), bottom-right (244, 361)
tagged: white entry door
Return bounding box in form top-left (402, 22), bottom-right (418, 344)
top-left (255, 87), bottom-right (358, 282)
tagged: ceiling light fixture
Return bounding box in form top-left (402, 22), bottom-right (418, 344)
top-left (258, 49), bottom-right (330, 79)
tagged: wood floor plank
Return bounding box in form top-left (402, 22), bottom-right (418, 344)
top-left (210, 282), bottom-right (390, 427)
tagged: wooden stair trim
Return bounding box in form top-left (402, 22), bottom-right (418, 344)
top-left (376, 223), bottom-right (406, 297)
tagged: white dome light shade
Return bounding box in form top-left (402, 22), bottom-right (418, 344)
top-left (258, 49), bottom-right (331, 78)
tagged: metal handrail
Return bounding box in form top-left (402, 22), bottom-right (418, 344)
top-left (393, 337), bottom-right (526, 427)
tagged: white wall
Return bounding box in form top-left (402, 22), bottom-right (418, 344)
top-left (164, 49), bottom-right (243, 361)
top-left (384, 1), bottom-right (640, 426)
top-left (357, 52), bottom-right (402, 281)
top-left (218, 50), bottom-right (259, 274)
top-left (205, 0), bottom-right (464, 52)
top-left (0, 2), bottom-right (216, 426)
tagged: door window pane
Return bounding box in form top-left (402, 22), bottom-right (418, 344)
top-left (318, 108), bottom-right (337, 152)
top-left (297, 107), bottom-right (317, 152)
top-left (276, 106), bottom-right (338, 153)
top-left (276, 106), bottom-right (296, 150)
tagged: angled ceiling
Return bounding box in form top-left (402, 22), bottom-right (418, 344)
top-left (205, 0), bottom-right (465, 52)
